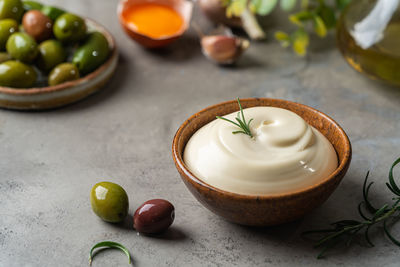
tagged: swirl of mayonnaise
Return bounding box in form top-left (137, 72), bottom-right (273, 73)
top-left (183, 107), bottom-right (338, 195)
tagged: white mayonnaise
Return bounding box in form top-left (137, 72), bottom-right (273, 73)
top-left (184, 107), bottom-right (338, 195)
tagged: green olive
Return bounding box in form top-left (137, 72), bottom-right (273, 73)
top-left (37, 40), bottom-right (66, 72)
top-left (0, 0), bottom-right (24, 21)
top-left (48, 62), bottom-right (79, 86)
top-left (90, 182), bottom-right (129, 223)
top-left (0, 18), bottom-right (18, 50)
top-left (22, 0), bottom-right (42, 11)
top-left (53, 13), bottom-right (86, 43)
top-left (41, 5), bottom-right (64, 21)
top-left (72, 32), bottom-right (109, 75)
top-left (0, 51), bottom-right (11, 62)
top-left (6, 32), bottom-right (38, 62)
top-left (0, 60), bottom-right (36, 88)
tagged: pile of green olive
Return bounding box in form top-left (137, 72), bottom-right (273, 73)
top-left (0, 0), bottom-right (110, 88)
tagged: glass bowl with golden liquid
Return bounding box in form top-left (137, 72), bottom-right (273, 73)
top-left (337, 0), bottom-right (400, 86)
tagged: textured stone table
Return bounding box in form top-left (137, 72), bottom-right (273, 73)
top-left (1, 1), bottom-right (400, 266)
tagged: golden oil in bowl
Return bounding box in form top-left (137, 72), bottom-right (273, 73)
top-left (337, 0), bottom-right (400, 86)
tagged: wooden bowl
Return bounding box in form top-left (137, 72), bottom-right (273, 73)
top-left (117, 0), bottom-right (193, 48)
top-left (0, 18), bottom-right (118, 110)
top-left (172, 98), bottom-right (352, 226)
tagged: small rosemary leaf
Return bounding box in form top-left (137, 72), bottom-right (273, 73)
top-left (386, 183), bottom-right (400, 197)
top-left (364, 226), bottom-right (375, 247)
top-left (392, 198), bottom-right (400, 208)
top-left (388, 157), bottom-right (400, 194)
top-left (235, 117), bottom-right (247, 130)
top-left (373, 204), bottom-right (389, 220)
top-left (314, 230), bottom-right (348, 248)
top-left (280, 0), bottom-right (296, 11)
top-left (330, 220), bottom-right (360, 226)
top-left (357, 202), bottom-right (370, 221)
top-left (346, 228), bottom-right (363, 247)
top-left (363, 172), bottom-right (377, 213)
top-left (89, 241), bottom-right (131, 266)
top-left (237, 98), bottom-right (247, 124)
top-left (247, 118), bottom-right (253, 127)
top-left (232, 131), bottom-right (246, 135)
top-left (384, 220), bottom-right (400, 246)
top-left (216, 116), bottom-right (241, 128)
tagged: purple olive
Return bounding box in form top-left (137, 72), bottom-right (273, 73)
top-left (133, 199), bottom-right (175, 234)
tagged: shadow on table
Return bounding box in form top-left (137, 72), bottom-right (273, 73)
top-left (224, 174), bottom-right (379, 259)
top-left (110, 213), bottom-right (188, 242)
top-left (141, 33), bottom-right (202, 62)
top-left (59, 51), bottom-right (131, 112)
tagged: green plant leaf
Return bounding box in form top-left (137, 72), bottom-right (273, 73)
top-left (384, 220), bottom-right (400, 246)
top-left (226, 0), bottom-right (247, 17)
top-left (292, 29), bottom-right (309, 56)
top-left (289, 11), bottom-right (313, 26)
top-left (358, 202), bottom-right (370, 220)
top-left (318, 6), bottom-right (336, 28)
top-left (280, 0), bottom-right (296, 11)
top-left (89, 241), bottom-right (131, 266)
top-left (388, 157), bottom-right (400, 195)
top-left (274, 31), bottom-right (290, 47)
top-left (251, 0), bottom-right (278, 16)
top-left (313, 15), bottom-right (327, 37)
top-left (363, 172), bottom-right (378, 213)
top-left (335, 0), bottom-right (352, 10)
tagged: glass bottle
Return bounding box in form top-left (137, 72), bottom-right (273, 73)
top-left (337, 0), bottom-right (400, 86)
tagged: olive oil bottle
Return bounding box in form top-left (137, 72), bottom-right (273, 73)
top-left (337, 0), bottom-right (400, 86)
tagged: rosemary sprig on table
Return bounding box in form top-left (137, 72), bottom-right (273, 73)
top-left (303, 157), bottom-right (400, 259)
top-left (89, 241), bottom-right (131, 266)
top-left (216, 98), bottom-right (254, 138)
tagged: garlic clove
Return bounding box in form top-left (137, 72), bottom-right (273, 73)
top-left (201, 35), bottom-right (250, 65)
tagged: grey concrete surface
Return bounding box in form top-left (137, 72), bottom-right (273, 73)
top-left (1, 0), bottom-right (400, 266)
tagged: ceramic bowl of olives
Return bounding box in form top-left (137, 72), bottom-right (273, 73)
top-left (0, 0), bottom-right (118, 110)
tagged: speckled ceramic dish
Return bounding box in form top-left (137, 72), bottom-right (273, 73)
top-left (0, 18), bottom-right (118, 110)
top-left (172, 98), bottom-right (352, 226)
top-left (117, 0), bottom-right (193, 48)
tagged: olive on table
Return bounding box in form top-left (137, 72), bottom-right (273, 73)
top-left (53, 13), bottom-right (86, 43)
top-left (41, 5), bottom-right (64, 21)
top-left (6, 32), bottom-right (38, 62)
top-left (48, 62), bottom-right (79, 86)
top-left (133, 199), bottom-right (175, 234)
top-left (0, 60), bottom-right (36, 88)
top-left (72, 31), bottom-right (109, 75)
top-left (0, 51), bottom-right (11, 62)
top-left (37, 40), bottom-right (66, 72)
top-left (0, 0), bottom-right (24, 21)
top-left (90, 182), bottom-right (129, 223)
top-left (22, 0), bottom-right (43, 11)
top-left (22, 10), bottom-right (52, 42)
top-left (0, 18), bottom-right (18, 50)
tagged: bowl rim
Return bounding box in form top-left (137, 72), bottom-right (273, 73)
top-left (0, 17), bottom-right (117, 96)
top-left (172, 97), bottom-right (352, 200)
top-left (117, 0), bottom-right (193, 41)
